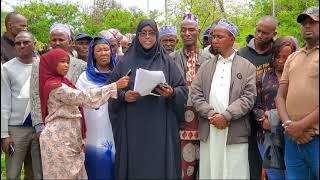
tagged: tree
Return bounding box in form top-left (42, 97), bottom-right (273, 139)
top-left (240, 0), bottom-right (319, 47)
top-left (149, 10), bottom-right (162, 23)
top-left (89, 0), bottom-right (123, 20)
top-left (8, 1), bottom-right (147, 51)
top-left (166, 0), bottom-right (319, 48)
top-left (166, 0), bottom-right (227, 48)
top-left (2, 0), bottom-right (318, 51)
top-left (1, 12), bottom-right (8, 35)
top-left (80, 8), bottom-right (147, 37)
top-left (14, 2), bottom-right (83, 50)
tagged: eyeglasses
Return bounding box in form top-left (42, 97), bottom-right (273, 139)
top-left (138, 31), bottom-right (156, 38)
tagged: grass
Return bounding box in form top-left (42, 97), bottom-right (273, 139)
top-left (1, 153), bottom-right (6, 179)
top-left (1, 153), bottom-right (24, 179)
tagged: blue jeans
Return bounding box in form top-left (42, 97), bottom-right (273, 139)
top-left (284, 135), bottom-right (319, 180)
top-left (258, 143), bottom-right (286, 180)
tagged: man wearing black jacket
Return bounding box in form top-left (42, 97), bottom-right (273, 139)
top-left (238, 15), bottom-right (278, 180)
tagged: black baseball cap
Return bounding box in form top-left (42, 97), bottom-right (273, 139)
top-left (297, 7), bottom-right (319, 23)
top-left (75, 33), bottom-right (93, 42)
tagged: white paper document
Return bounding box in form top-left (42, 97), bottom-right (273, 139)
top-left (133, 68), bottom-right (166, 96)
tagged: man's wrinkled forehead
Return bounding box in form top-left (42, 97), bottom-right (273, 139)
top-left (161, 34), bottom-right (178, 39)
top-left (15, 34), bottom-right (33, 42)
top-left (50, 30), bottom-right (70, 39)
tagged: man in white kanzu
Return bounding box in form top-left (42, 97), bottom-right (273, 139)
top-left (190, 19), bottom-right (256, 179)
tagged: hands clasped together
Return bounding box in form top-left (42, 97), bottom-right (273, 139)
top-left (258, 115), bottom-right (316, 145)
top-left (208, 114), bottom-right (230, 130)
top-left (282, 120), bottom-right (316, 144)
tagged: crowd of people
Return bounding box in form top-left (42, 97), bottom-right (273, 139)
top-left (1, 6), bottom-right (318, 180)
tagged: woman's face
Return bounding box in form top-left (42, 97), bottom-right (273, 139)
top-left (94, 43), bottom-right (111, 68)
top-left (274, 46), bottom-right (293, 72)
top-left (109, 38), bottom-right (119, 55)
top-left (56, 55), bottom-right (70, 76)
top-left (138, 25), bottom-right (157, 50)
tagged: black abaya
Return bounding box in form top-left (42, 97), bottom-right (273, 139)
top-left (108, 19), bottom-right (187, 179)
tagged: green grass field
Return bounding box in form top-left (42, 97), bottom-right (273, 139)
top-left (1, 153), bottom-right (6, 179)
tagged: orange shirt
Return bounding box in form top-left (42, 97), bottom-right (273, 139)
top-left (280, 46), bottom-right (319, 134)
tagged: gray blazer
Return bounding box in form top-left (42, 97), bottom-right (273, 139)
top-left (190, 54), bottom-right (257, 144)
top-left (170, 48), bottom-right (212, 106)
top-left (30, 56), bottom-right (86, 128)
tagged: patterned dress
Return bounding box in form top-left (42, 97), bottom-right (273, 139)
top-left (253, 69), bottom-right (287, 180)
top-left (30, 56), bottom-right (86, 128)
top-left (39, 83), bottom-right (117, 179)
top-left (180, 49), bottom-right (200, 179)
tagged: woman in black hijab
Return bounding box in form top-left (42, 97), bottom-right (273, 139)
top-left (108, 19), bottom-right (187, 179)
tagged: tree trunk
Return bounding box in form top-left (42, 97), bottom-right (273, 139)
top-left (217, 0), bottom-right (225, 13)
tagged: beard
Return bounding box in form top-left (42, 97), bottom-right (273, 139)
top-left (164, 46), bottom-right (174, 53)
top-left (257, 38), bottom-right (273, 47)
top-left (210, 46), bottom-right (221, 56)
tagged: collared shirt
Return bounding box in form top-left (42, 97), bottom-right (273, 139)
top-left (1, 33), bottom-right (16, 63)
top-left (280, 45), bottom-right (319, 134)
top-left (173, 48), bottom-right (211, 140)
top-left (184, 48), bottom-right (199, 87)
top-left (180, 48), bottom-right (199, 140)
top-left (210, 52), bottom-right (235, 109)
top-left (204, 46), bottom-right (238, 58)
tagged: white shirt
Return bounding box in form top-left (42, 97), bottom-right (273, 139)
top-left (210, 51), bottom-right (235, 109)
top-left (202, 51), bottom-right (249, 180)
top-left (1, 58), bottom-right (33, 137)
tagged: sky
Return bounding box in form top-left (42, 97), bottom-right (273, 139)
top-left (1, 0), bottom-right (172, 13)
top-left (116, 0), bottom-right (168, 13)
top-left (1, 0), bottom-right (249, 14)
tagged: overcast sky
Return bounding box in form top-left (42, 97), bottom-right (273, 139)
top-left (1, 0), bottom-right (248, 13)
top-left (1, 0), bottom-right (172, 13)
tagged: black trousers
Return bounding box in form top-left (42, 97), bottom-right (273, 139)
top-left (249, 135), bottom-right (263, 179)
top-left (248, 114), bottom-right (263, 180)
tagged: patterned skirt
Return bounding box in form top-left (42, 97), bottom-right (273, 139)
top-left (180, 106), bottom-right (200, 179)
